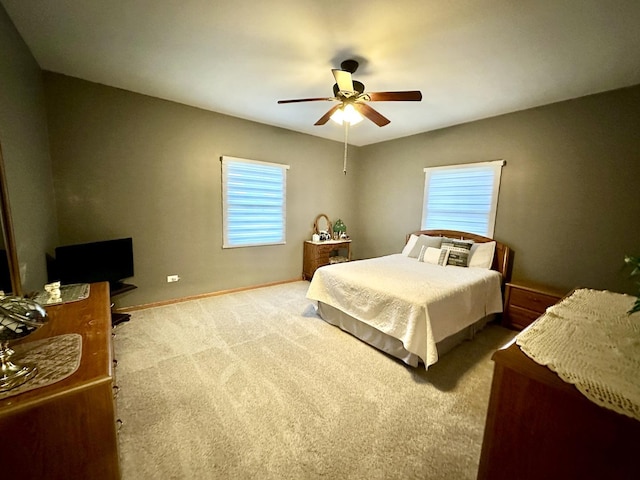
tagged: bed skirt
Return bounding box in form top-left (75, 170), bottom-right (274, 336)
top-left (317, 302), bottom-right (495, 368)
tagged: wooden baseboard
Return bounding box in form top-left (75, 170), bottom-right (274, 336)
top-left (116, 277), bottom-right (306, 313)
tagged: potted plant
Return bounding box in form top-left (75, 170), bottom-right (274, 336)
top-left (624, 254), bottom-right (640, 314)
top-left (333, 219), bottom-right (347, 239)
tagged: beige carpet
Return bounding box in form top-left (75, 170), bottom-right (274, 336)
top-left (114, 281), bottom-right (516, 479)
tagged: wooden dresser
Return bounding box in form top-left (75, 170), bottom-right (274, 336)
top-left (0, 282), bottom-right (120, 479)
top-left (303, 239), bottom-right (351, 280)
top-left (477, 339), bottom-right (640, 480)
top-left (502, 282), bottom-right (565, 330)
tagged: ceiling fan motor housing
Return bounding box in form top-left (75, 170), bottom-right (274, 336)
top-left (340, 59), bottom-right (359, 73)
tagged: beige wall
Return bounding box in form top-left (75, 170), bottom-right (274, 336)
top-left (43, 73), bottom-right (358, 307)
top-left (355, 85), bottom-right (640, 295)
top-left (0, 5), bottom-right (58, 293)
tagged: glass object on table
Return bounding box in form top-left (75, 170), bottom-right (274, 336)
top-left (0, 296), bottom-right (48, 392)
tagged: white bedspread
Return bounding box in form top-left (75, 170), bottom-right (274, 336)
top-left (306, 254), bottom-right (503, 367)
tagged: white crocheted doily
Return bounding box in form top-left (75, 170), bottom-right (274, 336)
top-left (516, 288), bottom-right (640, 421)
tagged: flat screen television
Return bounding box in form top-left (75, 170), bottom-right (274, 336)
top-left (51, 237), bottom-right (134, 288)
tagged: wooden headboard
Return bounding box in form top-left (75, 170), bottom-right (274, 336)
top-left (407, 229), bottom-right (512, 283)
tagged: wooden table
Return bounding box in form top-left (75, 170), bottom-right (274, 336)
top-left (303, 239), bottom-right (351, 280)
top-left (0, 282), bottom-right (120, 479)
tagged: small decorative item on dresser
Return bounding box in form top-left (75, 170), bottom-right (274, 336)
top-left (329, 256), bottom-right (349, 264)
top-left (313, 213), bottom-right (332, 241)
top-left (333, 219), bottom-right (347, 235)
top-left (0, 296), bottom-right (48, 392)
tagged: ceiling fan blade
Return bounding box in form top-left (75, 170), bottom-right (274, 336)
top-left (314, 104), bottom-right (343, 126)
top-left (366, 91), bottom-right (423, 102)
top-left (332, 69), bottom-right (354, 93)
top-left (278, 97), bottom-right (335, 104)
top-left (354, 103), bottom-right (390, 127)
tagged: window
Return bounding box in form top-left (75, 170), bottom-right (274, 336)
top-left (221, 156), bottom-right (289, 248)
top-left (421, 160), bottom-right (505, 237)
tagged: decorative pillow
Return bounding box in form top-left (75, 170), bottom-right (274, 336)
top-left (408, 235), bottom-right (443, 258)
top-left (468, 241), bottom-right (496, 269)
top-left (419, 246), bottom-right (450, 266)
top-left (441, 239), bottom-right (474, 267)
top-left (401, 234), bottom-right (419, 256)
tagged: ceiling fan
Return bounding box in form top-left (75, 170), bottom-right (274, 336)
top-left (277, 59), bottom-right (422, 127)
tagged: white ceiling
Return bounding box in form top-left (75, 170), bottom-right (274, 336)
top-left (3, 0), bottom-right (640, 146)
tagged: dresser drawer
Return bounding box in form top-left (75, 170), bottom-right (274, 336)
top-left (506, 305), bottom-right (544, 330)
top-left (508, 287), bottom-right (560, 314)
top-left (314, 244), bottom-right (336, 257)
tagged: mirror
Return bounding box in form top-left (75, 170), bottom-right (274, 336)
top-left (0, 141), bottom-right (23, 296)
top-left (313, 213), bottom-right (333, 240)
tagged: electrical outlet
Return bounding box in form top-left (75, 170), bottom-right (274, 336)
top-left (167, 275), bottom-right (180, 283)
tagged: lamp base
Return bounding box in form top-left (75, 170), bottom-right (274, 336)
top-left (0, 345), bottom-right (38, 392)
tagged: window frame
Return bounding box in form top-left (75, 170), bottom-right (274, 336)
top-left (221, 155), bottom-right (290, 248)
top-left (420, 160), bottom-right (505, 237)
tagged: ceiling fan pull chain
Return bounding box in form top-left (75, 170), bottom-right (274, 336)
top-left (343, 121), bottom-right (349, 175)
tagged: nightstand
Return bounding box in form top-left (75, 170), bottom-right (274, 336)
top-left (303, 239), bottom-right (351, 280)
top-left (502, 282), bottom-right (566, 330)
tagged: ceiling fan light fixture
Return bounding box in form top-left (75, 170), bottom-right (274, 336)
top-left (330, 104), bottom-right (363, 125)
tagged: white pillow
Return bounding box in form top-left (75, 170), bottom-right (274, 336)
top-left (401, 234), bottom-right (419, 256)
top-left (407, 235), bottom-right (444, 258)
top-left (419, 246), bottom-right (450, 266)
top-left (468, 241), bottom-right (496, 269)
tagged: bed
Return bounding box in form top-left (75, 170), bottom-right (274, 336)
top-left (306, 230), bottom-right (512, 369)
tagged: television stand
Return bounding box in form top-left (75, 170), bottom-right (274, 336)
top-left (110, 282), bottom-right (137, 326)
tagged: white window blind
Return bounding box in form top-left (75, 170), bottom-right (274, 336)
top-left (421, 160), bottom-right (504, 237)
top-left (221, 156), bottom-right (289, 248)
